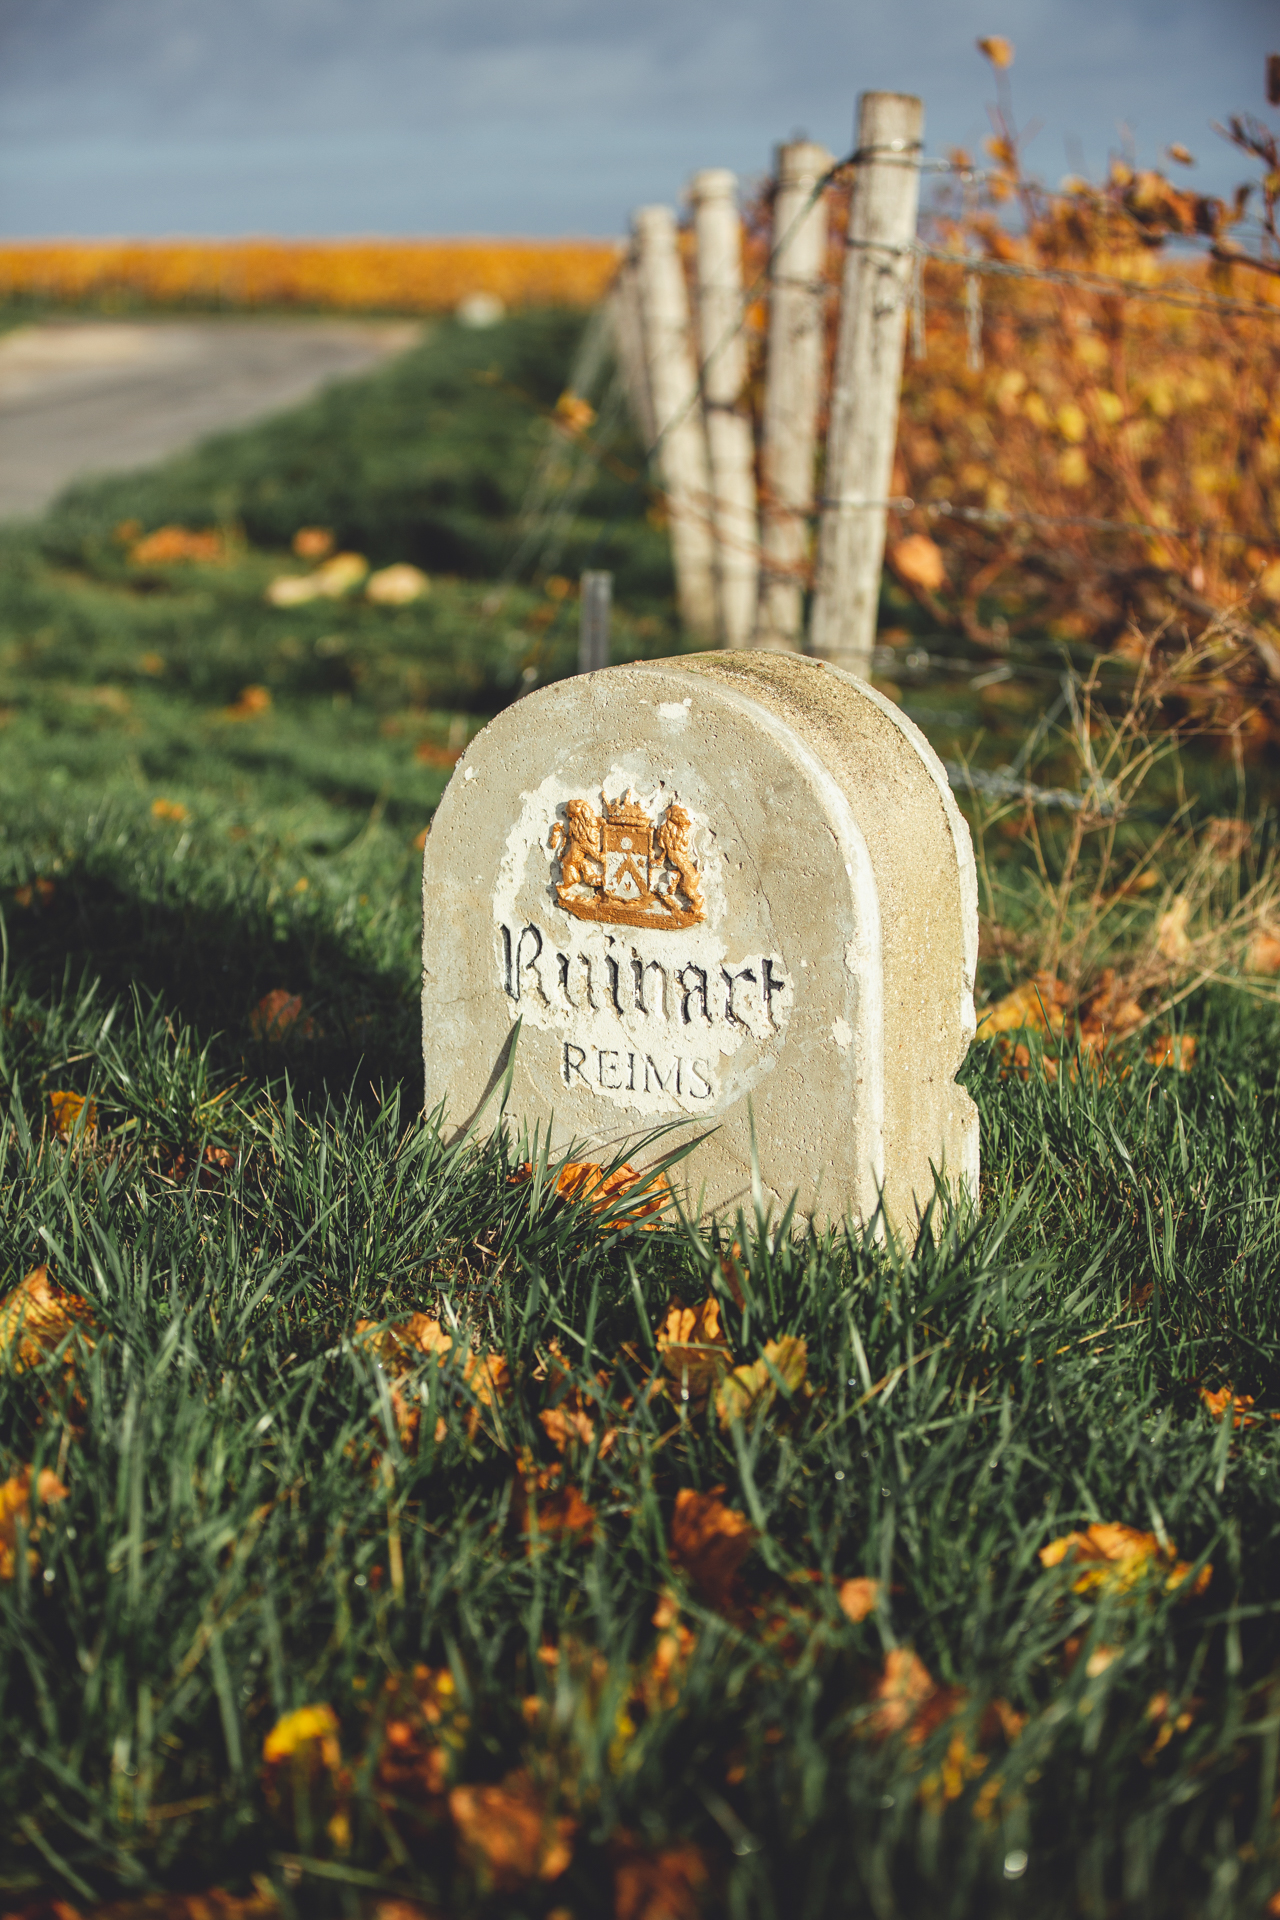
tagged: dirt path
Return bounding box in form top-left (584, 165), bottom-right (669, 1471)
top-left (0, 316), bottom-right (422, 521)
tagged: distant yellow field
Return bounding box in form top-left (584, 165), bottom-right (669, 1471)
top-left (0, 237), bottom-right (623, 313)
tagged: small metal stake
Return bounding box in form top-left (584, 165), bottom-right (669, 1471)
top-left (579, 570), bottom-right (613, 674)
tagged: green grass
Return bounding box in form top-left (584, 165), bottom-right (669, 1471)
top-left (2, 309), bottom-right (1280, 1918)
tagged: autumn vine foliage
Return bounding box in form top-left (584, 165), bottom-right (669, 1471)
top-left (0, 237), bottom-right (620, 316)
top-left (736, 45), bottom-right (1280, 745)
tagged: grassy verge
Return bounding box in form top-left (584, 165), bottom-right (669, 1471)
top-left (2, 954), bottom-right (1279, 1917)
top-left (2, 310), bottom-right (1280, 1918)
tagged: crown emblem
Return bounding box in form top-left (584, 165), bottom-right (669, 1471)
top-left (547, 788), bottom-right (705, 929)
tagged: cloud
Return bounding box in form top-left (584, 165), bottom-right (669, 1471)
top-left (0, 0), bottom-right (1272, 233)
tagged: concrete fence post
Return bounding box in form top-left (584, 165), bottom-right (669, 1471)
top-left (578, 570), bottom-right (612, 673)
top-left (608, 254), bottom-right (656, 448)
top-left (809, 92), bottom-right (923, 676)
top-left (755, 140), bottom-right (832, 650)
top-left (632, 205), bottom-right (719, 642)
top-left (689, 168), bottom-right (759, 650)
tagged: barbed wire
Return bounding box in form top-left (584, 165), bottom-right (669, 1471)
top-left (820, 493), bottom-right (1218, 543)
top-left (906, 241), bottom-right (1280, 323)
top-left (942, 760), bottom-right (1120, 813)
top-left (494, 129), bottom-right (1280, 665)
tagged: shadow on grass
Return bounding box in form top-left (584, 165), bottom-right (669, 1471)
top-left (2, 865), bottom-right (422, 1111)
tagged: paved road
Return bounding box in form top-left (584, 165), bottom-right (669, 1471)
top-left (0, 317), bottom-right (422, 521)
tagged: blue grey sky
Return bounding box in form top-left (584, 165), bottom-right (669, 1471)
top-left (0, 0), bottom-right (1273, 237)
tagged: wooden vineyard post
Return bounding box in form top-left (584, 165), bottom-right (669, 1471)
top-left (756, 140), bottom-right (832, 650)
top-left (609, 254), bottom-right (656, 449)
top-left (578, 570), bottom-right (612, 673)
top-left (632, 205), bottom-right (719, 642)
top-left (689, 168), bottom-right (759, 650)
top-left (809, 92), bottom-right (923, 676)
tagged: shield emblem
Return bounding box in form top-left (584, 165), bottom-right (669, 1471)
top-left (602, 818), bottom-right (652, 902)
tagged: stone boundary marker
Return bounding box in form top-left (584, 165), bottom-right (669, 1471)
top-left (421, 651), bottom-right (978, 1237)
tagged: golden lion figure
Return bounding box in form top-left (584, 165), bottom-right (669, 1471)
top-left (654, 804), bottom-right (703, 914)
top-left (548, 798), bottom-right (603, 899)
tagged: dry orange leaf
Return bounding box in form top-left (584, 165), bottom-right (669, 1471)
top-left (375, 1669), bottom-right (460, 1806)
top-left (837, 1576), bottom-right (881, 1623)
top-left (890, 533), bottom-right (947, 593)
top-left (0, 1266), bottom-right (96, 1372)
top-left (539, 1404), bottom-right (597, 1452)
top-left (612, 1834), bottom-right (709, 1920)
top-left (0, 1464), bottom-right (69, 1580)
top-left (49, 1090), bottom-right (97, 1139)
top-left (13, 876), bottom-right (55, 908)
top-left (464, 1349), bottom-right (510, 1411)
top-left (150, 796), bottom-right (190, 823)
top-left (669, 1487), bottom-right (756, 1612)
top-left (656, 1295), bottom-right (731, 1404)
top-left (449, 1772), bottom-right (574, 1889)
top-left (1199, 1384), bottom-right (1271, 1428)
top-left (130, 525), bottom-right (224, 565)
top-left (867, 1646), bottom-right (945, 1741)
top-left (975, 972), bottom-right (1070, 1039)
top-left (250, 989), bottom-right (315, 1042)
top-left (356, 1311), bottom-right (454, 1372)
top-left (1077, 969), bottom-right (1145, 1050)
top-left (715, 1334), bottom-right (807, 1429)
top-left (1039, 1521), bottom-right (1211, 1597)
top-left (977, 34), bottom-right (1014, 68)
top-left (1245, 928), bottom-right (1280, 976)
top-left (293, 526), bottom-right (334, 559)
top-left (554, 391), bottom-right (597, 437)
top-left (223, 684), bottom-right (273, 720)
top-left (1145, 1032), bottom-right (1197, 1071)
top-left (512, 1158), bottom-right (672, 1229)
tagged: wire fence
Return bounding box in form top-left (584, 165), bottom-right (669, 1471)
top-left (499, 125), bottom-right (1280, 714)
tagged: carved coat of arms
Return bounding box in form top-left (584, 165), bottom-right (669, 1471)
top-left (547, 789), bottom-right (705, 929)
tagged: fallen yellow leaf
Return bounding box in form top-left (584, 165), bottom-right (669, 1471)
top-left (49, 1090), bottom-right (97, 1139)
top-left (262, 1702), bottom-right (340, 1765)
top-left (449, 1772), bottom-right (574, 1889)
top-left (1145, 1032), bottom-right (1197, 1071)
top-left (367, 563), bottom-right (430, 605)
top-left (975, 973), bottom-right (1070, 1038)
top-left (0, 1266), bottom-right (96, 1373)
top-left (313, 552), bottom-right (369, 597)
top-left (1040, 1521), bottom-right (1210, 1597)
top-left (656, 1295), bottom-right (731, 1404)
top-left (1200, 1384), bottom-right (1267, 1428)
top-left (0, 1464), bottom-right (68, 1580)
top-left (224, 684), bottom-right (273, 720)
top-left (293, 526), bottom-right (334, 559)
top-left (511, 1158), bottom-right (671, 1228)
top-left (837, 1576), bottom-right (881, 1622)
top-left (669, 1487), bottom-right (755, 1612)
top-left (715, 1334), bottom-right (808, 1428)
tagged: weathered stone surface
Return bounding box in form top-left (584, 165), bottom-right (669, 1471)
top-left (421, 651), bottom-right (978, 1235)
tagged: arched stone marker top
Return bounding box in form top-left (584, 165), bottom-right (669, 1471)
top-left (422, 651), bottom-right (978, 1236)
